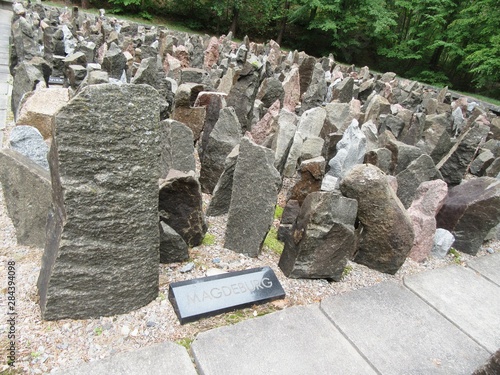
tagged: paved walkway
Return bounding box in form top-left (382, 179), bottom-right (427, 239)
top-left (1, 5), bottom-right (499, 375)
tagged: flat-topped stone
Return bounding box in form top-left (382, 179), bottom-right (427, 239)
top-left (467, 253), bottom-right (500, 286)
top-left (404, 265), bottom-right (500, 353)
top-left (191, 304), bottom-right (377, 375)
top-left (321, 281), bottom-right (489, 374)
top-left (54, 342), bottom-right (197, 375)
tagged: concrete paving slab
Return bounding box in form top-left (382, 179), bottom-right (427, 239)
top-left (321, 281), bottom-right (489, 375)
top-left (0, 109), bottom-right (6, 128)
top-left (467, 253), bottom-right (500, 286)
top-left (0, 94), bottom-right (6, 110)
top-left (191, 305), bottom-right (377, 375)
top-left (405, 265), bottom-right (500, 353)
top-left (0, 82), bottom-right (8, 94)
top-left (54, 342), bottom-right (197, 375)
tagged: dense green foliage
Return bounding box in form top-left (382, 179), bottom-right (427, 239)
top-left (94, 0), bottom-right (500, 98)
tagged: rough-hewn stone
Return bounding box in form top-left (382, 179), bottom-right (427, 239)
top-left (224, 137), bottom-right (281, 257)
top-left (340, 164), bottom-right (415, 274)
top-left (159, 221), bottom-right (189, 263)
top-left (160, 119), bottom-right (195, 178)
top-left (37, 84), bottom-right (161, 320)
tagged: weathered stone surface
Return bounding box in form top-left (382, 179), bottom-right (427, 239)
top-left (298, 56), bottom-right (316, 98)
top-left (180, 68), bottom-right (210, 85)
top-left (200, 107), bottom-right (242, 193)
top-left (16, 88), bottom-right (70, 139)
top-left (0, 149), bottom-right (51, 248)
top-left (283, 107), bottom-right (326, 177)
top-left (331, 77), bottom-right (354, 103)
top-left (159, 170), bottom-right (207, 248)
top-left (225, 137), bottom-right (281, 257)
top-left (250, 99), bottom-right (280, 145)
top-left (288, 157), bottom-right (325, 205)
top-left (206, 145), bottom-right (239, 217)
top-left (473, 349), bottom-right (500, 375)
top-left (364, 94), bottom-right (390, 123)
top-left (282, 67), bottom-right (300, 112)
top-left (38, 84), bottom-right (160, 320)
top-left (194, 91), bottom-right (227, 159)
top-left (300, 63), bottom-right (327, 113)
top-left (12, 61), bottom-right (46, 115)
top-left (277, 199), bottom-right (300, 243)
top-left (396, 154), bottom-right (443, 208)
top-left (278, 191), bottom-right (357, 280)
top-left (204, 36), bottom-right (220, 68)
top-left (326, 120), bottom-right (366, 188)
top-left (257, 77), bottom-right (285, 108)
top-left (171, 106), bottom-right (206, 141)
top-left (486, 158), bottom-right (500, 178)
top-left (226, 62), bottom-right (262, 131)
top-left (470, 150), bottom-right (495, 176)
top-left (102, 42), bottom-right (127, 79)
top-left (159, 221), bottom-right (189, 263)
top-left (364, 147), bottom-right (392, 174)
top-left (273, 109), bottom-right (297, 174)
top-left (160, 119), bottom-right (195, 178)
top-left (407, 180), bottom-right (448, 262)
top-left (420, 113), bottom-right (453, 164)
top-left (323, 102), bottom-right (356, 134)
top-left (340, 164), bottom-right (415, 274)
top-left (381, 131), bottom-right (424, 175)
top-left (361, 120), bottom-right (379, 153)
top-left (431, 228), bottom-right (455, 258)
top-left (438, 124), bottom-right (490, 185)
top-left (9, 125), bottom-right (49, 170)
top-left (436, 177), bottom-right (500, 255)
top-left (300, 136), bottom-right (324, 160)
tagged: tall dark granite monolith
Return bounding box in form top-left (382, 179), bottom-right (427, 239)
top-left (37, 84), bottom-right (161, 320)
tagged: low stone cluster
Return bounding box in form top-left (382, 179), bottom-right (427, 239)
top-left (2, 2), bottom-right (500, 319)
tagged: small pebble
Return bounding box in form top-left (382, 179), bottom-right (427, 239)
top-left (180, 262), bottom-right (195, 273)
top-left (146, 321), bottom-right (156, 327)
top-left (120, 325), bottom-right (130, 336)
top-left (212, 257), bottom-right (221, 264)
top-left (487, 248), bottom-right (494, 254)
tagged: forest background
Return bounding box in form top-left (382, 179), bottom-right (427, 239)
top-left (77, 0), bottom-right (499, 100)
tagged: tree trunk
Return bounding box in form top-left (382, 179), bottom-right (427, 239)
top-left (276, 0), bottom-right (290, 46)
top-left (81, 0), bottom-right (89, 9)
top-left (230, 5), bottom-right (239, 35)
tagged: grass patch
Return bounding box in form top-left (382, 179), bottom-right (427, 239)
top-left (224, 310), bottom-right (247, 325)
top-left (449, 247), bottom-right (462, 264)
top-left (263, 227), bottom-right (284, 255)
top-left (94, 326), bottom-right (103, 336)
top-left (202, 233), bottom-right (216, 246)
top-left (342, 264), bottom-right (353, 279)
top-left (274, 205), bottom-right (284, 220)
top-left (176, 337), bottom-right (194, 350)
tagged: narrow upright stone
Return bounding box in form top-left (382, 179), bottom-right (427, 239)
top-left (225, 137), bottom-right (281, 257)
top-left (37, 84), bottom-right (161, 320)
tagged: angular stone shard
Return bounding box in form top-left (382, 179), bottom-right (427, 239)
top-left (436, 177), bottom-right (500, 255)
top-left (199, 107), bottom-right (242, 193)
top-left (159, 170), bottom-right (207, 248)
top-left (225, 137), bottom-right (281, 257)
top-left (340, 164), bottom-right (415, 274)
top-left (12, 61), bottom-right (46, 115)
top-left (160, 221), bottom-right (189, 264)
top-left (288, 157), bottom-right (325, 205)
top-left (438, 124), bottom-right (490, 185)
top-left (0, 149), bottom-right (51, 248)
top-left (432, 228), bottom-right (455, 258)
top-left (278, 191), bottom-right (357, 280)
top-left (396, 154), bottom-right (443, 209)
top-left (206, 145), bottom-right (239, 217)
top-left (37, 84), bottom-right (161, 320)
top-left (277, 199), bottom-right (300, 242)
top-left (407, 180), bottom-right (448, 262)
top-left (160, 119), bottom-right (195, 178)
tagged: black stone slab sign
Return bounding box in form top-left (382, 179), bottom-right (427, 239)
top-left (48, 76), bottom-right (64, 85)
top-left (168, 266), bottom-right (285, 324)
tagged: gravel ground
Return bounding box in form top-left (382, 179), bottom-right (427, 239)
top-left (1, 120), bottom-right (498, 374)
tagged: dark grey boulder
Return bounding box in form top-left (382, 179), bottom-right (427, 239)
top-left (419, 113), bottom-right (453, 164)
top-left (277, 199), bottom-right (300, 243)
top-left (159, 170), bottom-right (207, 248)
top-left (438, 124), bottom-right (490, 185)
top-left (381, 131), bottom-right (424, 175)
top-left (340, 164), bottom-right (415, 274)
top-left (330, 77), bottom-right (354, 103)
top-left (0, 149), bottom-right (51, 248)
top-left (288, 157), bottom-right (325, 205)
top-left (159, 221), bottom-right (189, 263)
top-left (300, 62), bottom-right (327, 113)
top-left (194, 91), bottom-right (227, 159)
top-left (396, 154), bottom-right (443, 208)
top-left (199, 107), bottom-right (242, 193)
top-left (364, 147), bottom-right (392, 174)
top-left (102, 42), bottom-right (127, 79)
top-left (470, 150), bottom-right (495, 177)
top-left (224, 137), bottom-right (281, 257)
top-left (436, 177), bottom-right (500, 255)
top-left (12, 61), bottom-right (45, 115)
top-left (278, 191), bottom-right (357, 280)
top-left (37, 84), bottom-right (161, 320)
top-left (257, 77), bottom-right (285, 108)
